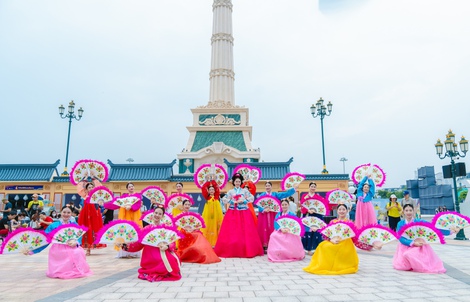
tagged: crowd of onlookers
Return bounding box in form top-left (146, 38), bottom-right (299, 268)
top-left (0, 194), bottom-right (83, 242)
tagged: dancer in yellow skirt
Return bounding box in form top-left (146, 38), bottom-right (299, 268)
top-left (303, 203), bottom-right (358, 275)
top-left (200, 177), bottom-right (224, 247)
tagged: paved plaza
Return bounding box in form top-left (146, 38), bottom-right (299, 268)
top-left (2, 229), bottom-right (470, 302)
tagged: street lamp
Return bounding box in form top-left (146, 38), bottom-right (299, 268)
top-left (435, 129), bottom-right (468, 240)
top-left (340, 157), bottom-right (348, 174)
top-left (310, 97), bottom-right (333, 174)
top-left (58, 100), bottom-right (84, 176)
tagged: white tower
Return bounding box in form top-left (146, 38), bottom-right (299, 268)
top-left (176, 0), bottom-right (261, 174)
top-left (208, 0), bottom-right (235, 106)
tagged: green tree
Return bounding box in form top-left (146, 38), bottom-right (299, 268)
top-left (459, 189), bottom-right (468, 203)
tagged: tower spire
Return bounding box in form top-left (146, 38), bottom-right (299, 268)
top-left (209, 0), bottom-right (235, 106)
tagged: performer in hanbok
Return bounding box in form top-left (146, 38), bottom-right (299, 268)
top-left (200, 177), bottom-right (224, 247)
top-left (257, 181), bottom-right (297, 251)
top-left (267, 199), bottom-right (305, 262)
top-left (171, 182), bottom-right (185, 217)
top-left (33, 206), bottom-right (92, 279)
top-left (303, 204), bottom-right (359, 275)
top-left (241, 179), bottom-right (258, 224)
top-left (392, 204), bottom-right (447, 273)
top-left (76, 173), bottom-right (105, 255)
top-left (119, 182), bottom-right (142, 227)
top-left (214, 173), bottom-right (264, 258)
top-left (301, 182), bottom-right (325, 255)
top-left (176, 200), bottom-right (221, 264)
top-left (355, 175), bottom-right (377, 228)
top-left (123, 206), bottom-right (181, 282)
top-left (111, 182), bottom-right (141, 258)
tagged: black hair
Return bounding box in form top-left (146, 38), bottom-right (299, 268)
top-left (265, 181), bottom-right (273, 186)
top-left (154, 205), bottom-right (165, 214)
top-left (337, 204), bottom-right (348, 211)
top-left (309, 182), bottom-right (317, 187)
top-left (182, 199), bottom-right (191, 206)
top-left (85, 182), bottom-right (94, 190)
top-left (281, 199), bottom-right (290, 206)
top-left (403, 204), bottom-right (414, 211)
top-left (126, 182), bottom-right (134, 189)
top-left (176, 182), bottom-right (184, 187)
top-left (61, 205), bottom-right (72, 212)
top-left (231, 173), bottom-right (244, 185)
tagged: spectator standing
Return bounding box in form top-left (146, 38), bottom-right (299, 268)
top-left (1, 198), bottom-right (12, 225)
top-left (27, 194), bottom-right (44, 216)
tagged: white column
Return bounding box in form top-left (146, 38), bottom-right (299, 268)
top-left (209, 0), bottom-right (235, 105)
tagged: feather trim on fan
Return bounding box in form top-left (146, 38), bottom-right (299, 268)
top-left (351, 163), bottom-right (386, 187)
top-left (254, 195), bottom-right (281, 212)
top-left (194, 164), bottom-right (228, 189)
top-left (356, 224), bottom-right (398, 245)
top-left (70, 159), bottom-right (109, 185)
top-left (319, 221), bottom-right (357, 240)
top-left (48, 224), bottom-right (88, 245)
top-left (165, 193), bottom-right (194, 212)
top-left (87, 186), bottom-right (114, 204)
top-left (93, 220), bottom-right (140, 244)
top-left (301, 216), bottom-right (327, 229)
top-left (174, 212), bottom-right (206, 231)
top-left (112, 194), bottom-right (141, 208)
top-left (0, 228), bottom-right (48, 254)
top-left (397, 221), bottom-right (446, 244)
top-left (325, 189), bottom-right (353, 205)
top-left (140, 185), bottom-right (167, 206)
top-left (432, 211), bottom-right (470, 230)
top-left (274, 215), bottom-right (305, 237)
top-left (300, 198), bottom-right (329, 215)
top-left (140, 210), bottom-right (174, 227)
top-left (281, 172), bottom-right (305, 191)
top-left (139, 225), bottom-right (183, 247)
top-left (234, 164), bottom-right (262, 184)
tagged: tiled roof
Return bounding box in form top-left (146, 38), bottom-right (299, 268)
top-left (107, 160), bottom-right (176, 181)
top-left (305, 174), bottom-right (350, 181)
top-left (52, 176), bottom-right (72, 183)
top-left (191, 131), bottom-right (247, 152)
top-left (0, 160), bottom-right (60, 182)
top-left (224, 158), bottom-right (293, 180)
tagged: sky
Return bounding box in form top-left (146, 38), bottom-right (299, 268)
top-left (1, 0), bottom-right (469, 188)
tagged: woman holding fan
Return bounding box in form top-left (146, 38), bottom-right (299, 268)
top-left (393, 204), bottom-right (447, 273)
top-left (300, 182), bottom-right (326, 255)
top-left (31, 206), bottom-right (92, 279)
top-left (175, 200), bottom-right (221, 264)
top-left (355, 175), bottom-right (377, 228)
top-left (214, 173), bottom-right (264, 258)
top-left (267, 199), bottom-right (305, 262)
top-left (257, 181), bottom-right (297, 252)
top-left (76, 173), bottom-right (105, 256)
top-left (303, 203), bottom-right (358, 275)
top-left (200, 176), bottom-right (224, 247)
top-left (123, 206), bottom-right (181, 282)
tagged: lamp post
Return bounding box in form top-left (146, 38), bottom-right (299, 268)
top-left (58, 100), bottom-right (84, 176)
top-left (340, 157), bottom-right (348, 174)
top-left (435, 129), bottom-right (468, 240)
top-left (310, 97), bottom-right (333, 174)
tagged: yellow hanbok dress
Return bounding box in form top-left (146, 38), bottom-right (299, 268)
top-left (303, 219), bottom-right (358, 275)
top-left (201, 196), bottom-right (223, 246)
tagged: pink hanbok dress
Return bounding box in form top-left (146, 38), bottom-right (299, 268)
top-left (267, 212), bottom-right (305, 262)
top-left (45, 221), bottom-right (92, 279)
top-left (127, 226), bottom-right (181, 282)
top-left (257, 188), bottom-right (295, 248)
top-left (214, 187), bottom-right (264, 258)
top-left (355, 176), bottom-right (377, 228)
top-left (392, 219), bottom-right (446, 273)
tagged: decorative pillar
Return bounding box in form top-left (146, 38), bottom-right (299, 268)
top-left (209, 0), bottom-right (235, 106)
